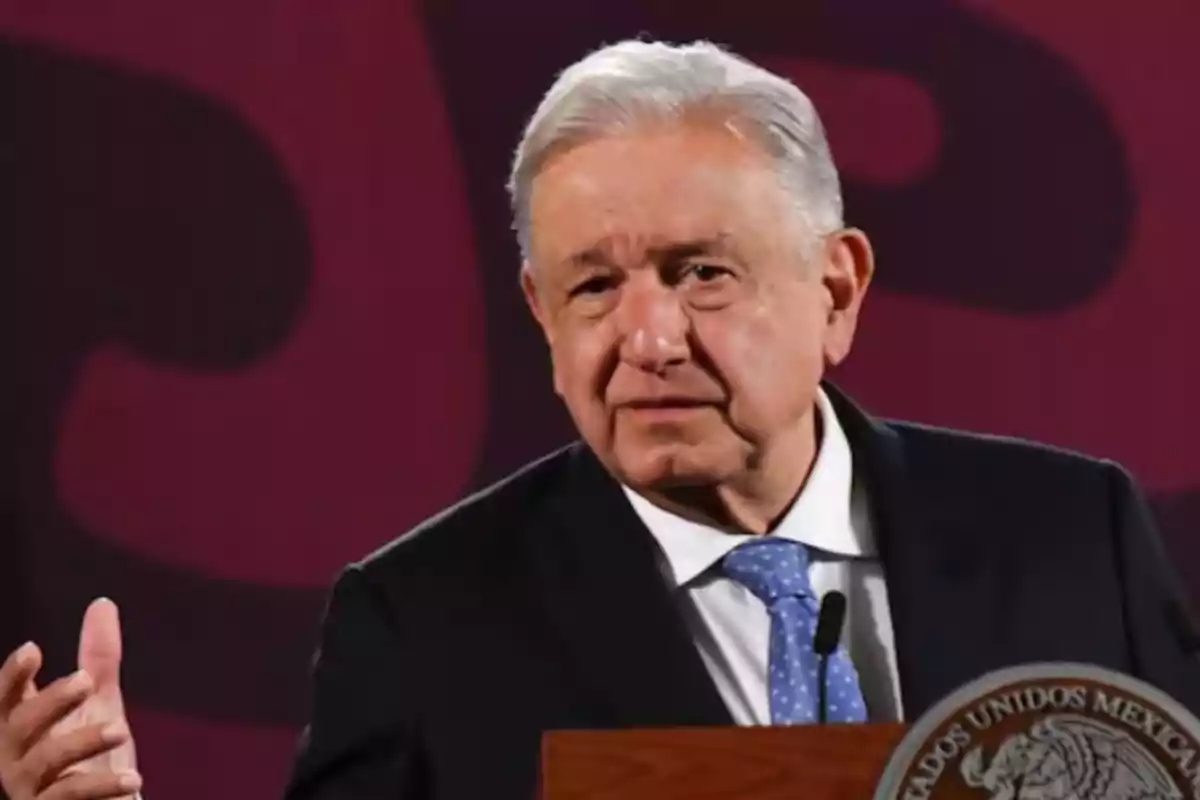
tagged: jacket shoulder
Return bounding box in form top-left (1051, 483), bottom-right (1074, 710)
top-left (874, 417), bottom-right (1158, 540)
top-left (349, 442), bottom-right (580, 584)
top-left (883, 418), bottom-right (1124, 479)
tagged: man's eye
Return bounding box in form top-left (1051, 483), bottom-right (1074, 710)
top-left (569, 276), bottom-right (616, 297)
top-left (684, 263), bottom-right (733, 283)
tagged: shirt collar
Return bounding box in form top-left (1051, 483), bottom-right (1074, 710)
top-left (621, 386), bottom-right (874, 589)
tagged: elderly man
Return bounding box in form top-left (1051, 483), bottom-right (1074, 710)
top-left (2, 38), bottom-right (1198, 800)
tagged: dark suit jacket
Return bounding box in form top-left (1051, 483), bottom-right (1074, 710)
top-left (283, 386), bottom-right (1200, 800)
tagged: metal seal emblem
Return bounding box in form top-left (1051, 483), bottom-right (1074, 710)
top-left (874, 663), bottom-right (1200, 799)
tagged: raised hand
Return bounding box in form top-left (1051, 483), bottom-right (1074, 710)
top-left (0, 599), bottom-right (142, 799)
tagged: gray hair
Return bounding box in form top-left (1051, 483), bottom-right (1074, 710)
top-left (507, 38), bottom-right (844, 261)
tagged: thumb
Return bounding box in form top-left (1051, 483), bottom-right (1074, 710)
top-left (78, 598), bottom-right (124, 700)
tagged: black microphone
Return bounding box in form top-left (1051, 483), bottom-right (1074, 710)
top-left (813, 590), bottom-right (848, 724)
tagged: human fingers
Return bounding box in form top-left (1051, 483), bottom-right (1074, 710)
top-left (20, 720), bottom-right (131, 794)
top-left (5, 671), bottom-right (92, 757)
top-left (77, 600), bottom-right (122, 705)
top-left (0, 643), bottom-right (42, 719)
top-left (40, 766), bottom-right (142, 800)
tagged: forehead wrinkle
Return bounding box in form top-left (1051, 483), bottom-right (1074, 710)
top-left (567, 231), bottom-right (644, 263)
top-left (568, 229), bottom-right (740, 269)
top-left (530, 128), bottom-right (800, 271)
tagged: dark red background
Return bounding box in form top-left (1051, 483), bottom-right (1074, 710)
top-left (3, 1), bottom-right (1197, 797)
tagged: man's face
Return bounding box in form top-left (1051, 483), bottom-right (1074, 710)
top-left (523, 123), bottom-right (872, 492)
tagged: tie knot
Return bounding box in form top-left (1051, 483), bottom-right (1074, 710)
top-left (722, 539), bottom-right (815, 605)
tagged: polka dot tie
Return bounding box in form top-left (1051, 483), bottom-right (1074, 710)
top-left (722, 539), bottom-right (868, 725)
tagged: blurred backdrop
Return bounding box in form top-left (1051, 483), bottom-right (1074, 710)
top-left (3, 0), bottom-right (1198, 797)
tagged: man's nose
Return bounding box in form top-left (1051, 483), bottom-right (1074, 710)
top-left (616, 281), bottom-right (690, 372)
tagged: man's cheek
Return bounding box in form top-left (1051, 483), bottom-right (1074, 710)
top-left (699, 323), bottom-right (764, 380)
top-left (574, 340), bottom-right (613, 395)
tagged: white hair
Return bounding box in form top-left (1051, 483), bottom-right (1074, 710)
top-left (507, 38), bottom-right (845, 261)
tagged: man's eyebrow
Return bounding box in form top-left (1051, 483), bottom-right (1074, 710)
top-left (648, 234), bottom-right (738, 261)
top-left (562, 233), bottom-right (738, 267)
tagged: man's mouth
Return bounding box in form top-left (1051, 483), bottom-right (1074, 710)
top-left (621, 397), bottom-right (715, 409)
top-left (617, 398), bottom-right (718, 419)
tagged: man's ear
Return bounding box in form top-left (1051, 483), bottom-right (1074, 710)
top-left (821, 228), bottom-right (875, 367)
top-left (520, 262), bottom-right (553, 344)
top-left (522, 261), bottom-right (566, 398)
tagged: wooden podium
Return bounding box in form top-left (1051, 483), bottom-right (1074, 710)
top-left (541, 723), bottom-right (908, 799)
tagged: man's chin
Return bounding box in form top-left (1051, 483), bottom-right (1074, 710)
top-left (610, 446), bottom-right (737, 490)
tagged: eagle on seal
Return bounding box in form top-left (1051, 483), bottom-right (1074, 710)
top-left (959, 713), bottom-right (1182, 800)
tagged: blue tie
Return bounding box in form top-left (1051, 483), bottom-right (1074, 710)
top-left (723, 539), bottom-right (868, 724)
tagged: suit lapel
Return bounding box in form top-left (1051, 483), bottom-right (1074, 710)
top-left (526, 444), bottom-right (733, 728)
top-left (526, 385), bottom-right (1003, 726)
top-left (825, 383), bottom-right (1000, 719)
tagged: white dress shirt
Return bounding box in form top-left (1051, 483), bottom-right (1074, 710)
top-left (621, 387), bottom-right (904, 724)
